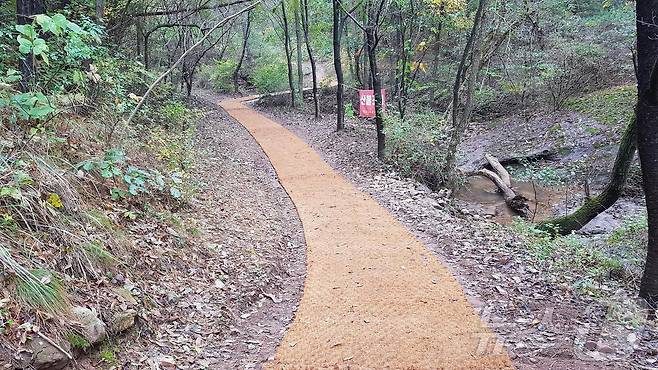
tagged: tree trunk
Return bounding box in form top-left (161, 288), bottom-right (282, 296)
top-left (538, 114), bottom-right (637, 235)
top-left (16, 0), bottom-right (44, 92)
top-left (233, 12), bottom-right (251, 93)
top-left (442, 0), bottom-right (487, 183)
top-left (333, 0), bottom-right (345, 130)
top-left (294, 9), bottom-right (304, 106)
top-left (637, 0), bottom-right (658, 310)
top-left (366, 26), bottom-right (384, 159)
top-left (95, 0), bottom-right (105, 22)
top-left (282, 1), bottom-right (296, 106)
top-left (301, 0), bottom-right (319, 118)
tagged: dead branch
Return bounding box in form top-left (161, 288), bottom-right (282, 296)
top-left (484, 153), bottom-right (511, 188)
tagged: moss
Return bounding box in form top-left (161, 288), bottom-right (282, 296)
top-left (567, 85), bottom-right (636, 126)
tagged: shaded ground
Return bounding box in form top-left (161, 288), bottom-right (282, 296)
top-left (254, 102), bottom-right (657, 369)
top-left (222, 97), bottom-right (512, 369)
top-left (105, 92), bottom-right (306, 369)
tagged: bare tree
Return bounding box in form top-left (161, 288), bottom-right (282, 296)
top-left (233, 11), bottom-right (252, 93)
top-left (442, 0), bottom-right (488, 183)
top-left (300, 0), bottom-right (319, 118)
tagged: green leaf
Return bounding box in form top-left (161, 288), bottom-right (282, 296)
top-left (31, 38), bottom-right (48, 56)
top-left (170, 187), bottom-right (182, 199)
top-left (0, 187), bottom-right (22, 200)
top-left (66, 21), bottom-right (84, 34)
top-left (100, 168), bottom-right (113, 178)
top-left (82, 161), bottom-right (94, 171)
top-left (15, 24), bottom-right (36, 39)
top-left (52, 14), bottom-right (68, 30)
top-left (17, 36), bottom-right (33, 54)
top-left (35, 15), bottom-right (62, 35)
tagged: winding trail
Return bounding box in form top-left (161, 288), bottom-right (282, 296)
top-left (219, 97), bottom-right (514, 369)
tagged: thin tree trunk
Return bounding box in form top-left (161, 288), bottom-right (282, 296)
top-left (95, 0), bottom-right (105, 22)
top-left (282, 1), bottom-right (296, 106)
top-left (16, 0), bottom-right (44, 92)
top-left (442, 0), bottom-right (487, 183)
top-left (333, 0), bottom-right (345, 130)
top-left (233, 12), bottom-right (251, 93)
top-left (637, 0), bottom-right (658, 310)
top-left (539, 114), bottom-right (637, 235)
top-left (366, 27), bottom-right (384, 159)
top-left (294, 9), bottom-right (304, 106)
top-left (301, 0), bottom-right (319, 118)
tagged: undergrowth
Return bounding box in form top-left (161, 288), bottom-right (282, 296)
top-left (0, 9), bottom-right (199, 363)
top-left (567, 85), bottom-right (636, 127)
top-left (384, 111), bottom-right (451, 189)
top-left (512, 215), bottom-right (646, 304)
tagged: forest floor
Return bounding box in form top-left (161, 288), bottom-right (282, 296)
top-left (89, 90), bottom-right (657, 369)
top-left (86, 92), bottom-right (306, 369)
top-left (253, 97), bottom-right (657, 369)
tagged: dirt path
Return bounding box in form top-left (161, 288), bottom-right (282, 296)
top-left (219, 97), bottom-right (513, 369)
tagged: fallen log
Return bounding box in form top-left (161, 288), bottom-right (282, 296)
top-left (485, 153), bottom-right (511, 188)
top-left (476, 169), bottom-right (530, 218)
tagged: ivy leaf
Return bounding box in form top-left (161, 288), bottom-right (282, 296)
top-left (100, 168), bottom-right (113, 178)
top-left (52, 14), bottom-right (68, 30)
top-left (35, 14), bottom-right (62, 36)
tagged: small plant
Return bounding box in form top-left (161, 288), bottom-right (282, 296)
top-left (82, 241), bottom-right (117, 265)
top-left (384, 111), bottom-right (450, 188)
top-left (209, 60), bottom-right (237, 92)
top-left (67, 333), bottom-right (91, 351)
top-left (344, 103), bottom-right (355, 119)
top-left (13, 267), bottom-right (69, 313)
top-left (99, 344), bottom-right (118, 363)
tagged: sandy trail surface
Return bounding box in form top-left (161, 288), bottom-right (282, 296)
top-left (219, 97), bottom-right (513, 369)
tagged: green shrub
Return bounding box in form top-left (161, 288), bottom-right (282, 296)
top-left (384, 111), bottom-right (449, 188)
top-left (209, 60), bottom-right (237, 92)
top-left (252, 61), bottom-right (288, 93)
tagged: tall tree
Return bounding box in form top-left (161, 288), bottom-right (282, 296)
top-left (343, 0), bottom-right (387, 158)
top-left (281, 0), bottom-right (296, 106)
top-left (442, 0), bottom-right (488, 183)
top-left (233, 11), bottom-right (252, 93)
top-left (301, 0), bottom-right (319, 118)
top-left (333, 0), bottom-right (345, 130)
top-left (637, 0), bottom-right (658, 311)
top-left (294, 8), bottom-right (304, 106)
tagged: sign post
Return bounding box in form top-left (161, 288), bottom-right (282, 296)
top-left (358, 89), bottom-right (386, 118)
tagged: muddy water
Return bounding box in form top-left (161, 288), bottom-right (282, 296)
top-left (455, 176), bottom-right (567, 224)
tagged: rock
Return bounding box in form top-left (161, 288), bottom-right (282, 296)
top-left (159, 355), bottom-right (176, 370)
top-left (597, 343), bottom-right (616, 354)
top-left (20, 337), bottom-right (71, 370)
top-left (113, 287), bottom-right (138, 306)
top-left (579, 212), bottom-right (622, 235)
top-left (584, 341), bottom-right (597, 351)
top-left (111, 309), bottom-right (137, 334)
top-left (71, 306), bottom-right (107, 345)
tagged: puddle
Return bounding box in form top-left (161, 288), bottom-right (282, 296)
top-left (455, 175), bottom-right (568, 224)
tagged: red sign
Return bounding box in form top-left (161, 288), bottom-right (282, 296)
top-left (359, 89), bottom-right (386, 118)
